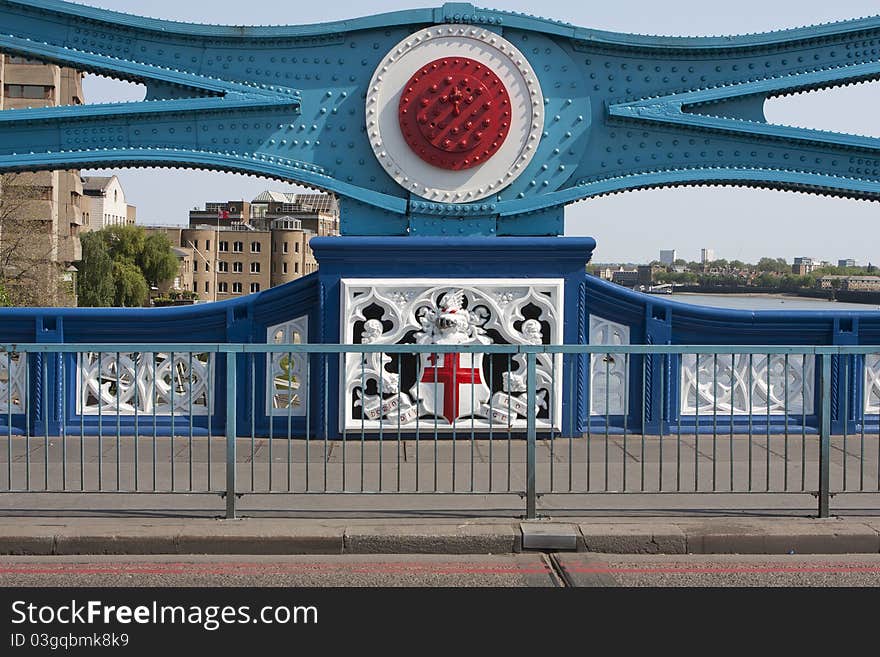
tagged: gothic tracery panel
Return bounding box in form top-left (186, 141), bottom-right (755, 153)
top-left (865, 354), bottom-right (880, 415)
top-left (589, 316), bottom-right (630, 416)
top-left (341, 279), bottom-right (563, 432)
top-left (266, 316), bottom-right (309, 416)
top-left (0, 351), bottom-right (26, 413)
top-left (680, 353), bottom-right (815, 416)
top-left (77, 352), bottom-right (213, 416)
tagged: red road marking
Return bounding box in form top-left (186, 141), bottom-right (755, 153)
top-left (568, 565), bottom-right (880, 574)
top-left (0, 562), bottom-right (552, 576)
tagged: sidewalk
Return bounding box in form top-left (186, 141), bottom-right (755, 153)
top-left (0, 516), bottom-right (878, 556)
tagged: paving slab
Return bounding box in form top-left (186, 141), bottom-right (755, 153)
top-left (343, 522), bottom-right (520, 554)
top-left (579, 523), bottom-right (687, 554)
top-left (521, 522), bottom-right (580, 551)
top-left (681, 519), bottom-right (880, 555)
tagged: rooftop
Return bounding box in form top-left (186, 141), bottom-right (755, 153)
top-left (81, 175), bottom-right (114, 192)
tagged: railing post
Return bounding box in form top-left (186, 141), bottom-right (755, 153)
top-left (225, 350), bottom-right (237, 520)
top-left (525, 350), bottom-right (537, 520)
top-left (818, 352), bottom-right (831, 518)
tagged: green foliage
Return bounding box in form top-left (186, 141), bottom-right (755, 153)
top-left (756, 257), bottom-right (790, 274)
top-left (812, 265), bottom-right (872, 277)
top-left (0, 284), bottom-right (11, 307)
top-left (138, 232), bottom-right (179, 287)
top-left (77, 232), bottom-right (115, 307)
top-left (111, 260), bottom-right (148, 307)
top-left (76, 225), bottom-right (177, 307)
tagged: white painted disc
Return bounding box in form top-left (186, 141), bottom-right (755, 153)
top-left (366, 24), bottom-right (544, 203)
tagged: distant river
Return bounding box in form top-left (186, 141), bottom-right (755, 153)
top-left (668, 293), bottom-right (880, 312)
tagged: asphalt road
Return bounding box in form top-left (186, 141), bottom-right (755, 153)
top-left (2, 554), bottom-right (880, 587)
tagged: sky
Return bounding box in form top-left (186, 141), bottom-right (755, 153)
top-left (75, 0), bottom-right (880, 265)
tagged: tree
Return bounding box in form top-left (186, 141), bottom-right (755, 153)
top-left (102, 224), bottom-right (145, 263)
top-left (756, 257), bottom-right (789, 274)
top-left (111, 260), bottom-right (148, 307)
top-left (76, 224), bottom-right (176, 307)
top-left (138, 232), bottom-right (179, 288)
top-left (0, 173), bottom-right (64, 306)
top-left (77, 232), bottom-right (115, 307)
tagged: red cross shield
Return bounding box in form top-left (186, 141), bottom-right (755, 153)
top-left (413, 352), bottom-right (491, 424)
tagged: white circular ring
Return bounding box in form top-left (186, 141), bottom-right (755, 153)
top-left (366, 25), bottom-right (544, 203)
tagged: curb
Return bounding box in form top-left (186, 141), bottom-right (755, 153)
top-left (0, 518), bottom-right (877, 556)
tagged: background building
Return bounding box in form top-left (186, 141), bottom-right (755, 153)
top-left (81, 175), bottom-right (136, 231)
top-left (792, 256), bottom-right (817, 275)
top-left (838, 258), bottom-right (857, 268)
top-left (659, 249), bottom-right (676, 266)
top-left (143, 191), bottom-right (338, 302)
top-left (0, 54), bottom-right (84, 305)
top-left (701, 248), bottom-right (715, 265)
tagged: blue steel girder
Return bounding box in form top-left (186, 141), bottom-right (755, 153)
top-left (1, 0), bottom-right (880, 235)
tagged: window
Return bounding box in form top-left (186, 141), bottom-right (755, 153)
top-left (233, 241), bottom-right (243, 253)
top-left (233, 282), bottom-right (242, 294)
top-left (283, 242), bottom-right (289, 254)
top-left (294, 262), bottom-right (299, 274)
top-left (295, 242), bottom-right (300, 253)
top-left (3, 84), bottom-right (53, 100)
top-left (193, 240), bottom-right (198, 249)
top-left (204, 262), bottom-right (210, 272)
top-left (250, 283), bottom-right (260, 293)
top-left (218, 261), bottom-right (228, 273)
top-left (250, 262), bottom-right (260, 274)
top-left (206, 240), bottom-right (211, 250)
top-left (233, 262), bottom-right (243, 273)
top-left (204, 281), bottom-right (209, 293)
top-left (282, 262), bottom-right (288, 274)
top-left (251, 241), bottom-right (261, 253)
top-left (218, 282), bottom-right (228, 293)
top-left (219, 241), bottom-right (228, 252)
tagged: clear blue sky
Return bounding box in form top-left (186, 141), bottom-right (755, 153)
top-left (79, 0), bottom-right (880, 265)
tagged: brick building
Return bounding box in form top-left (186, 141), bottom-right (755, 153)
top-left (143, 191), bottom-right (338, 303)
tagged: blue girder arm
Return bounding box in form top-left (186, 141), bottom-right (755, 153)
top-left (1, 0), bottom-right (880, 234)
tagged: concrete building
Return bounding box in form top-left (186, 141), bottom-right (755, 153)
top-left (841, 276), bottom-right (880, 292)
top-left (143, 191), bottom-right (338, 303)
top-left (659, 249), bottom-right (676, 266)
top-left (792, 256), bottom-right (817, 276)
top-left (637, 264), bottom-right (658, 287)
top-left (81, 175), bottom-right (136, 231)
top-left (838, 259), bottom-right (857, 268)
top-left (0, 54), bottom-right (84, 305)
top-left (611, 269), bottom-right (639, 288)
top-left (701, 248), bottom-right (715, 265)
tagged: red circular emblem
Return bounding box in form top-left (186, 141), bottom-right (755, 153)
top-left (398, 57), bottom-right (512, 171)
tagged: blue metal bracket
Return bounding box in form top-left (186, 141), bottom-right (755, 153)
top-left (2, 0), bottom-right (880, 235)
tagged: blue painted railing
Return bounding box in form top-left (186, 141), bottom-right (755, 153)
top-left (0, 273), bottom-right (878, 438)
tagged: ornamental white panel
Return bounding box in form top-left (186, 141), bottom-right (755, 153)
top-left (341, 279), bottom-right (563, 432)
top-left (589, 316), bottom-right (630, 416)
top-left (77, 352), bottom-right (213, 416)
top-left (865, 354), bottom-right (880, 415)
top-left (266, 316), bottom-right (308, 416)
top-left (0, 351), bottom-right (26, 413)
top-left (680, 353), bottom-right (815, 416)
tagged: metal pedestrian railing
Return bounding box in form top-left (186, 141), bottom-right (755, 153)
top-left (0, 343), bottom-right (878, 519)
